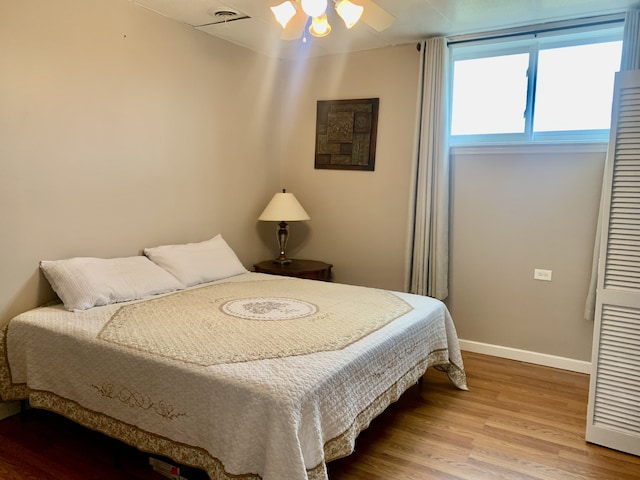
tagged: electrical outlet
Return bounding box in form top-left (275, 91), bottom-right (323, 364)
top-left (534, 269), bottom-right (552, 281)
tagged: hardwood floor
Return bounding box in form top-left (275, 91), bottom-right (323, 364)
top-left (329, 352), bottom-right (640, 480)
top-left (0, 352), bottom-right (638, 479)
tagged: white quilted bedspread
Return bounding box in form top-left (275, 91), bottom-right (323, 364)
top-left (1, 273), bottom-right (466, 480)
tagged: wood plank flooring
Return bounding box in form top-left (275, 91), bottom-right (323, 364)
top-left (0, 351), bottom-right (638, 479)
top-left (329, 352), bottom-right (640, 480)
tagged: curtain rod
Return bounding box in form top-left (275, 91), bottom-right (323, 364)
top-left (445, 13), bottom-right (625, 46)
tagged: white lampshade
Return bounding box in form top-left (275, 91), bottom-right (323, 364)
top-left (301, 0), bottom-right (327, 18)
top-left (259, 190), bottom-right (310, 222)
top-left (270, 1), bottom-right (297, 29)
top-left (335, 0), bottom-right (364, 28)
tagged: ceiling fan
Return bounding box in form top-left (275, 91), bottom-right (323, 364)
top-left (270, 0), bottom-right (395, 40)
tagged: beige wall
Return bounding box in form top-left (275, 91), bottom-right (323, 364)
top-left (448, 145), bottom-right (605, 361)
top-left (0, 0), bottom-right (281, 323)
top-left (277, 45), bottom-right (421, 290)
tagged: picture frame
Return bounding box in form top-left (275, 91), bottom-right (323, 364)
top-left (314, 98), bottom-right (379, 171)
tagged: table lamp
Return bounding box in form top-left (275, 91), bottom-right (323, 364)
top-left (259, 189), bottom-right (310, 264)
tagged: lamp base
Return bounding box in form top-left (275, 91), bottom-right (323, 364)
top-left (273, 255), bottom-right (292, 265)
top-left (273, 221), bottom-right (291, 265)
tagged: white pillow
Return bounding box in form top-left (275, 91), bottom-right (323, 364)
top-left (144, 235), bottom-right (247, 287)
top-left (40, 256), bottom-right (185, 312)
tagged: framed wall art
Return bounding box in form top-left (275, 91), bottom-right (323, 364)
top-left (314, 98), bottom-right (379, 171)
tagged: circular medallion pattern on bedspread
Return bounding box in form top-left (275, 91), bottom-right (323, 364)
top-left (221, 297), bottom-right (317, 320)
top-left (97, 278), bottom-right (413, 366)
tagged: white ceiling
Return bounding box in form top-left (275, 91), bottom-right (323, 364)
top-left (133, 0), bottom-right (640, 59)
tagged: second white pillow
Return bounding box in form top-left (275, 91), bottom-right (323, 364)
top-left (144, 234), bottom-right (247, 287)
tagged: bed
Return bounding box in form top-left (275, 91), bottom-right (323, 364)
top-left (0, 235), bottom-right (467, 480)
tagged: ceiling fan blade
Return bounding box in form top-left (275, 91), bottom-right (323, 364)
top-left (281, 9), bottom-right (307, 40)
top-left (359, 0), bottom-right (395, 32)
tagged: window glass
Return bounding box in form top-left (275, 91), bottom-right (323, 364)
top-left (451, 53), bottom-right (529, 135)
top-left (449, 22), bottom-right (623, 144)
top-left (534, 41), bottom-right (623, 132)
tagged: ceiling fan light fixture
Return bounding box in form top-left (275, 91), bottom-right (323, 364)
top-left (309, 13), bottom-right (331, 37)
top-left (335, 0), bottom-right (364, 29)
top-left (271, 1), bottom-right (297, 29)
top-left (301, 0), bottom-right (327, 18)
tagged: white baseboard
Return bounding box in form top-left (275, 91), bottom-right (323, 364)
top-left (459, 339), bottom-right (591, 374)
top-left (0, 401), bottom-right (20, 420)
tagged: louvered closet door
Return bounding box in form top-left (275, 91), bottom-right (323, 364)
top-left (586, 69), bottom-right (640, 456)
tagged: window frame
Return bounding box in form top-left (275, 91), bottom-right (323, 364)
top-left (448, 22), bottom-right (624, 146)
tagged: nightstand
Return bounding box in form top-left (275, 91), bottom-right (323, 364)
top-left (253, 259), bottom-right (333, 281)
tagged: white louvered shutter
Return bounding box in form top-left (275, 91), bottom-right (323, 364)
top-left (586, 70), bottom-right (640, 455)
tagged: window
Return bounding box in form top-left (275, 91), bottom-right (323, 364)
top-left (450, 21), bottom-right (623, 144)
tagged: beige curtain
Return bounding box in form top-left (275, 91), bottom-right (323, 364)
top-left (585, 10), bottom-right (640, 320)
top-left (407, 37), bottom-right (450, 299)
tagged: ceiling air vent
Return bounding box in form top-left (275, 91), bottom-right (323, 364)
top-left (196, 9), bottom-right (250, 27)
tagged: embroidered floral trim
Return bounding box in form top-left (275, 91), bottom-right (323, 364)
top-left (91, 383), bottom-right (186, 420)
